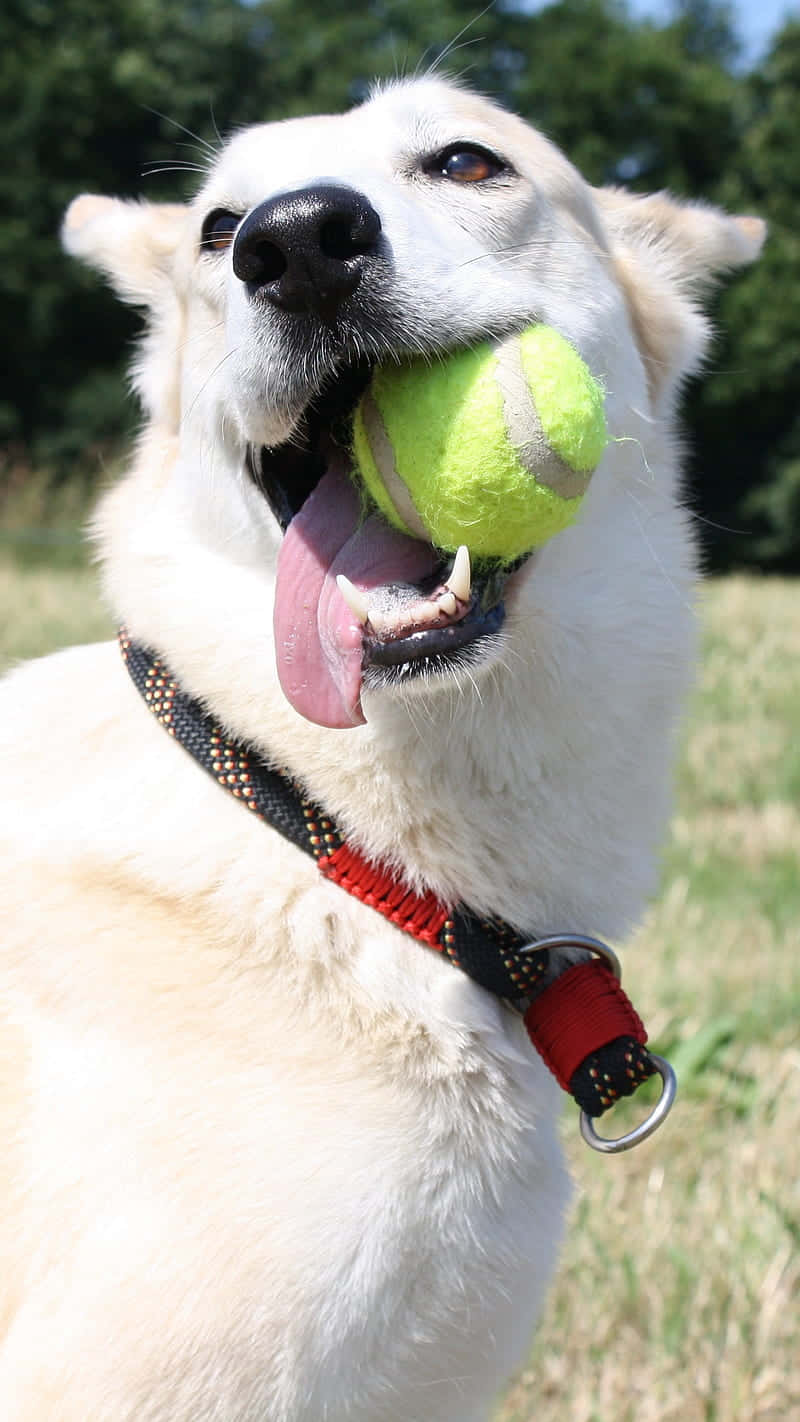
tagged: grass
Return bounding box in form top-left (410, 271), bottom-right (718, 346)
top-left (0, 460), bottom-right (102, 570)
top-left (1, 560), bottom-right (798, 1421)
top-left (0, 556), bottom-right (113, 666)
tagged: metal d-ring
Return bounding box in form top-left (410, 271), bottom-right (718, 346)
top-left (520, 932), bottom-right (622, 981)
top-left (579, 1054), bottom-right (677, 1153)
top-left (519, 934), bottom-right (677, 1153)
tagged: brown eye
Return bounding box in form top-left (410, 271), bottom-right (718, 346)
top-left (200, 209), bottom-right (240, 253)
top-left (427, 145), bottom-right (506, 184)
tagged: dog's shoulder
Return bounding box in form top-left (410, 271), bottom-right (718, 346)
top-left (0, 640), bottom-right (246, 918)
top-left (1, 641), bottom-right (161, 826)
top-left (1, 641), bottom-right (128, 786)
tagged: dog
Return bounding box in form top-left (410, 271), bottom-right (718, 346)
top-left (0, 77), bottom-right (763, 1420)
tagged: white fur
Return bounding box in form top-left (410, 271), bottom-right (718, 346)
top-left (1, 79), bottom-right (762, 1420)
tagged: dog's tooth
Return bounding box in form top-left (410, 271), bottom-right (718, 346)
top-left (367, 609), bottom-right (391, 637)
top-left (445, 545), bottom-right (471, 604)
top-left (336, 574), bottom-right (369, 626)
top-left (438, 590), bottom-right (458, 616)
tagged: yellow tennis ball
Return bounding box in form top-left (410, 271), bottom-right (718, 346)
top-left (351, 325), bottom-right (607, 563)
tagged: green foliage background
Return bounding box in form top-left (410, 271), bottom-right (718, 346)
top-left (2, 0), bottom-right (799, 569)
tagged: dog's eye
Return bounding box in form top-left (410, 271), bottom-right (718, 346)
top-left (426, 145), bottom-right (507, 184)
top-left (200, 209), bottom-right (241, 253)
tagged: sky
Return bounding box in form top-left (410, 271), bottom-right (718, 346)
top-left (627, 0), bottom-right (798, 64)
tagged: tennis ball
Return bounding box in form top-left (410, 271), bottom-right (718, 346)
top-left (351, 325), bottom-right (607, 563)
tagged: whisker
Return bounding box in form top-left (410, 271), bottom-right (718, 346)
top-left (624, 487), bottom-right (693, 612)
top-left (142, 154), bottom-right (211, 168)
top-left (208, 101), bottom-right (224, 150)
top-left (185, 347), bottom-right (239, 424)
top-left (453, 237), bottom-right (587, 272)
top-left (172, 321), bottom-right (225, 357)
top-left (428, 37), bottom-right (483, 74)
top-left (424, 5), bottom-right (494, 77)
top-left (620, 432), bottom-right (752, 538)
top-left (140, 104), bottom-right (220, 157)
top-left (173, 140), bottom-right (215, 160)
top-left (413, 44), bottom-right (434, 79)
top-left (681, 507), bottom-right (754, 537)
top-left (142, 160), bottom-right (212, 181)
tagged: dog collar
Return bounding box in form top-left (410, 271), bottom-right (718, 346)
top-left (119, 630), bottom-right (675, 1153)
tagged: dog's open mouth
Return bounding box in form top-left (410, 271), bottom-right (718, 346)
top-left (248, 361), bottom-right (510, 729)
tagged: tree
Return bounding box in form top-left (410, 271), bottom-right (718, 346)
top-left (685, 19), bottom-right (800, 569)
top-left (0, 0), bottom-right (261, 461)
top-left (1, 0), bottom-right (797, 570)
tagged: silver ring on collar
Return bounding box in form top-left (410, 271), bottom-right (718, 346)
top-left (579, 1054), bottom-right (677, 1153)
top-left (520, 932), bottom-right (621, 979)
top-left (519, 934), bottom-right (677, 1153)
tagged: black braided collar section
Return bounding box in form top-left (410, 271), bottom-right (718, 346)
top-left (118, 632), bottom-right (548, 1004)
top-left (120, 632), bottom-right (321, 859)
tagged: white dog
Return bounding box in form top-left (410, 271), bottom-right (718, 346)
top-left (0, 78), bottom-right (762, 1420)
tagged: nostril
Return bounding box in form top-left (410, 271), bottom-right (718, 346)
top-left (253, 241), bottom-right (287, 282)
top-left (234, 238), bottom-right (287, 285)
top-left (320, 219), bottom-right (356, 261)
top-left (320, 215), bottom-right (380, 262)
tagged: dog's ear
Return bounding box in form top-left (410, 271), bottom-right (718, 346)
top-left (62, 194), bottom-right (187, 306)
top-left (594, 187), bottom-right (765, 407)
top-left (595, 188), bottom-right (765, 289)
top-left (63, 195), bottom-right (189, 429)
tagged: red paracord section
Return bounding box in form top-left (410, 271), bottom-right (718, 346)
top-left (319, 843), bottom-right (450, 946)
top-left (523, 961), bottom-right (647, 1091)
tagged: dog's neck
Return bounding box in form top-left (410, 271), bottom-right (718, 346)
top-left (117, 625), bottom-right (667, 1141)
top-left (97, 426), bottom-right (692, 942)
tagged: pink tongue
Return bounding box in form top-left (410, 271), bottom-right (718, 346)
top-left (274, 465), bottom-right (437, 728)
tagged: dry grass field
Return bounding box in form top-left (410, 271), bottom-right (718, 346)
top-left (1, 558), bottom-right (798, 1421)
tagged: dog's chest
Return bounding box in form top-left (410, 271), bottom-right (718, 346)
top-left (199, 1030), bottom-right (563, 1419)
top-left (0, 650), bottom-right (570, 1419)
top-left (19, 956), bottom-right (567, 1422)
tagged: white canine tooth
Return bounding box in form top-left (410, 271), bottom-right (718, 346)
top-left (438, 590), bottom-right (458, 616)
top-left (336, 574), bottom-right (369, 626)
top-left (445, 545), bottom-right (471, 604)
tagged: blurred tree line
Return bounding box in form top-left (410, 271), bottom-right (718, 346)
top-left (1, 0), bottom-right (798, 570)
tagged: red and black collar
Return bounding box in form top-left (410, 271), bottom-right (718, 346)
top-left (120, 630), bottom-right (675, 1152)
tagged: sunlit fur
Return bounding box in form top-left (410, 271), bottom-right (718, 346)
top-left (0, 78), bottom-right (762, 1420)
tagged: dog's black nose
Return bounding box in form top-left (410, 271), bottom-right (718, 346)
top-left (232, 185), bottom-right (382, 320)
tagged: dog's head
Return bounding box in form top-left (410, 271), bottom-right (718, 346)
top-left (63, 78), bottom-right (763, 738)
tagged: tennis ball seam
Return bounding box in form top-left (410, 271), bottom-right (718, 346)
top-left (357, 390), bottom-right (429, 541)
top-left (494, 338), bottom-right (593, 500)
top-left (517, 326), bottom-right (607, 473)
